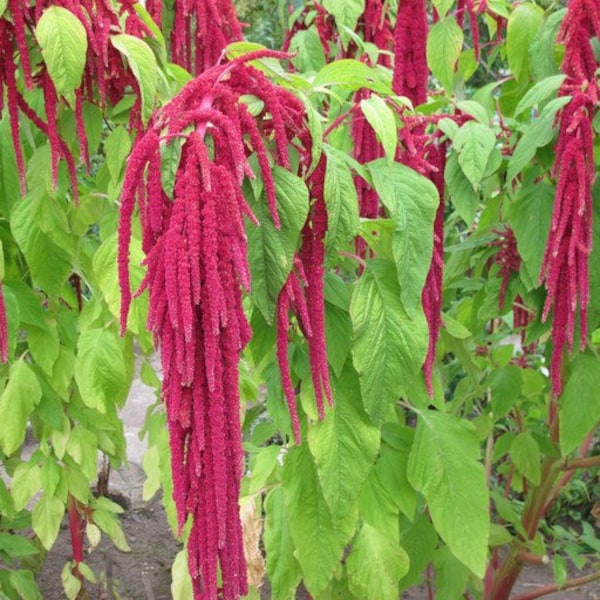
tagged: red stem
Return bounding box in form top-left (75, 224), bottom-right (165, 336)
top-left (67, 494), bottom-right (85, 572)
top-left (512, 570), bottom-right (600, 600)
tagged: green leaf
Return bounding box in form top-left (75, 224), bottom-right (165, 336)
top-left (103, 126), bottom-right (132, 183)
top-left (322, 0), bottom-right (365, 32)
top-left (350, 259), bottom-right (429, 424)
top-left (247, 167), bottom-right (309, 323)
top-left (323, 144), bottom-right (359, 254)
top-left (0, 533), bottom-right (40, 558)
top-left (0, 359), bottom-right (42, 454)
top-left (431, 0), bottom-right (455, 17)
top-left (62, 563), bottom-right (83, 599)
top-left (308, 364), bottom-right (380, 533)
top-left (506, 3), bottom-right (544, 81)
top-left (281, 445), bottom-right (344, 595)
top-left (110, 34), bottom-right (158, 124)
top-left (9, 570), bottom-right (42, 600)
top-left (559, 353), bottom-right (600, 455)
top-left (0, 0), bottom-right (6, 16)
top-left (264, 488), bottom-right (302, 600)
top-left (32, 494), bottom-right (65, 550)
top-left (35, 6), bottom-right (87, 106)
top-left (507, 96), bottom-right (570, 182)
top-left (510, 432), bottom-right (541, 485)
top-left (453, 122), bottom-right (497, 188)
top-left (11, 195), bottom-right (73, 298)
top-left (444, 152), bottom-right (479, 225)
top-left (407, 410), bottom-right (489, 577)
top-left (514, 75), bottom-right (566, 117)
top-left (313, 60), bottom-right (391, 94)
top-left (346, 523), bottom-right (410, 600)
top-left (377, 426), bottom-right (418, 520)
top-left (489, 366), bottom-right (523, 419)
top-left (10, 463), bottom-right (42, 512)
top-left (427, 18), bottom-right (463, 93)
top-left (66, 429), bottom-right (99, 480)
top-left (171, 550), bottom-right (194, 600)
top-left (530, 10), bottom-right (565, 80)
top-left (92, 502), bottom-right (130, 552)
top-left (434, 546), bottom-right (471, 600)
top-left (369, 160), bottom-right (439, 314)
top-left (28, 324), bottom-right (60, 376)
top-left (75, 329), bottom-right (130, 413)
top-left (359, 96), bottom-right (397, 163)
top-left (505, 182), bottom-right (553, 289)
top-left (93, 231), bottom-right (149, 338)
top-left (398, 513), bottom-right (438, 591)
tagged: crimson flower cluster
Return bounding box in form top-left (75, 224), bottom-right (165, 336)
top-left (539, 0), bottom-right (599, 395)
top-left (151, 0), bottom-right (244, 74)
top-left (118, 50), bottom-right (331, 598)
top-left (0, 1), bottom-right (153, 198)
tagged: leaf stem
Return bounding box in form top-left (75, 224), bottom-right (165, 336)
top-left (512, 569), bottom-right (600, 600)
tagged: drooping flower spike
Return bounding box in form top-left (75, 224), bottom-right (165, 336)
top-left (119, 50), bottom-right (330, 598)
top-left (538, 0), bottom-right (600, 395)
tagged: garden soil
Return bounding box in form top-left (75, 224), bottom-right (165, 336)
top-left (35, 365), bottom-right (600, 600)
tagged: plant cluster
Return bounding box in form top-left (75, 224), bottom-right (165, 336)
top-left (0, 1), bottom-right (599, 600)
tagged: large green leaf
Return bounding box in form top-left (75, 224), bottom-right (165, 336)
top-left (32, 494), bottom-right (65, 550)
top-left (323, 145), bottom-right (359, 255)
top-left (110, 34), bottom-right (158, 124)
top-left (505, 181), bottom-right (553, 289)
top-left (453, 122), bottom-right (497, 189)
top-left (247, 167), bottom-right (309, 324)
top-left (407, 410), bottom-right (489, 577)
top-left (369, 160), bottom-right (438, 315)
top-left (350, 259), bottom-right (428, 424)
top-left (308, 364), bottom-right (380, 534)
top-left (514, 75), bottom-right (566, 117)
top-left (313, 60), bottom-right (391, 94)
top-left (427, 18), bottom-right (463, 93)
top-left (281, 445), bottom-right (345, 596)
top-left (506, 3), bottom-right (544, 82)
top-left (444, 152), bottom-right (479, 225)
top-left (264, 488), bottom-right (302, 600)
top-left (11, 195), bottom-right (73, 298)
top-left (346, 523), bottom-right (410, 600)
top-left (511, 432), bottom-right (541, 485)
top-left (93, 231), bottom-right (149, 337)
top-left (0, 359), bottom-right (42, 455)
top-left (359, 95), bottom-right (397, 163)
top-left (35, 6), bottom-right (87, 106)
top-left (507, 96), bottom-right (570, 182)
top-left (559, 353), bottom-right (600, 455)
top-left (75, 328), bottom-right (130, 413)
top-left (322, 0), bottom-right (365, 32)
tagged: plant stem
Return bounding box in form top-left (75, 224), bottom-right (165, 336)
top-left (487, 457), bottom-right (561, 600)
top-left (559, 454), bottom-right (600, 470)
top-left (67, 494), bottom-right (85, 574)
top-left (512, 570), bottom-right (600, 600)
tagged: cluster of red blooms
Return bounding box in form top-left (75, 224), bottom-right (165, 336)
top-left (539, 0), bottom-right (599, 395)
top-left (350, 1), bottom-right (394, 257)
top-left (0, 0), bottom-right (153, 199)
top-left (118, 49), bottom-right (331, 597)
top-left (146, 0), bottom-right (243, 74)
top-left (392, 0), bottom-right (447, 396)
top-left (281, 1), bottom-right (336, 57)
top-left (277, 155), bottom-right (333, 443)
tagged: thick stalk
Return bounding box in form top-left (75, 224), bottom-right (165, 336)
top-left (487, 457), bottom-right (561, 600)
top-left (67, 494), bottom-right (85, 573)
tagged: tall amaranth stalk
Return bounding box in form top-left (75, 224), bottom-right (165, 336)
top-left (118, 50), bottom-right (322, 597)
top-left (538, 0), bottom-right (599, 396)
top-left (169, 0), bottom-right (244, 74)
top-left (393, 0), bottom-right (447, 395)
